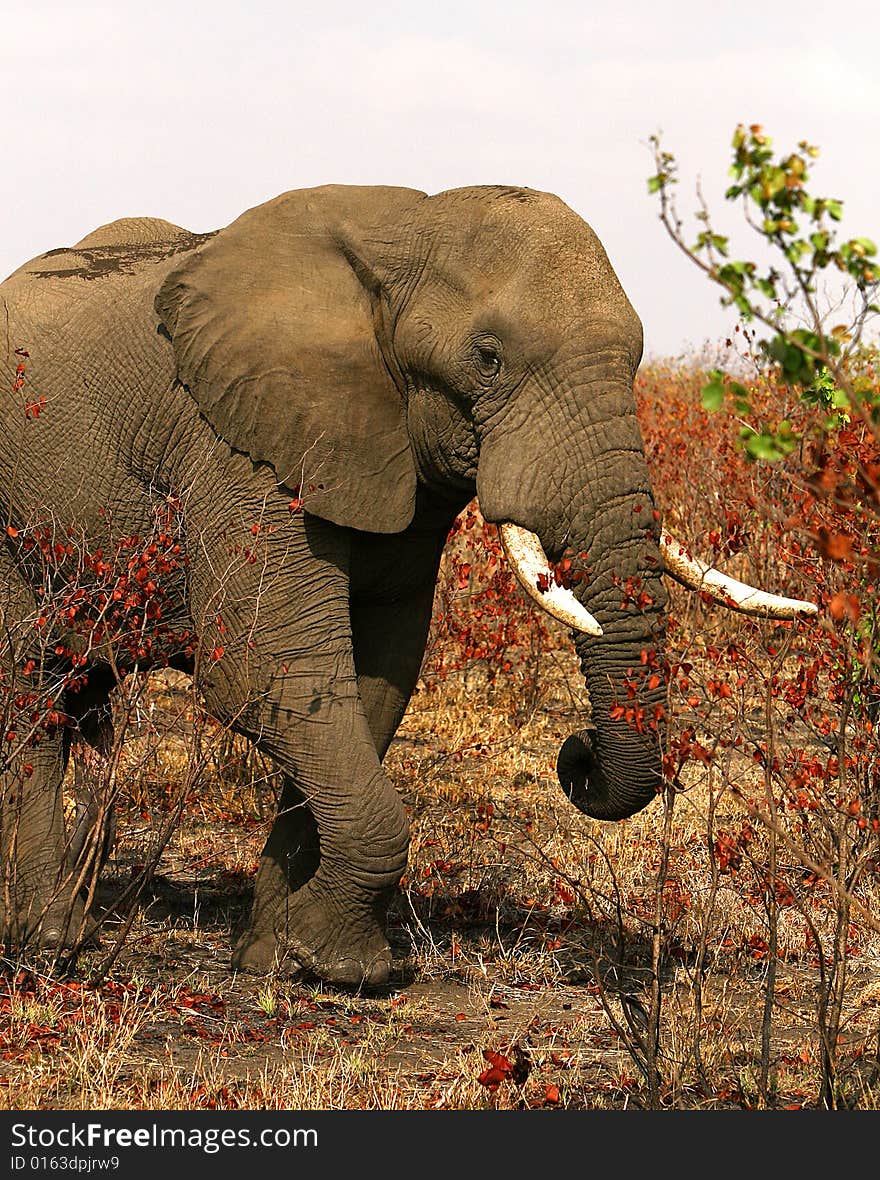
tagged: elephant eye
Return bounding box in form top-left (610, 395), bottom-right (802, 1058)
top-left (473, 343), bottom-right (502, 381)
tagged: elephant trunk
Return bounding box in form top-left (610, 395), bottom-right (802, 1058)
top-left (478, 364), bottom-right (669, 822)
top-left (549, 455), bottom-right (669, 818)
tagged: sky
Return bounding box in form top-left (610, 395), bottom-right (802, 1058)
top-left (1, 0), bottom-right (878, 359)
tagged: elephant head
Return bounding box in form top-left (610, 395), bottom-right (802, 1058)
top-left (157, 184), bottom-right (816, 823)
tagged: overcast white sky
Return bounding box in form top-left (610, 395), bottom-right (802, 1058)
top-left (2, 1), bottom-right (878, 358)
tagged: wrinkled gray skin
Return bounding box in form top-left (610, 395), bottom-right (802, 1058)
top-left (0, 185), bottom-right (667, 986)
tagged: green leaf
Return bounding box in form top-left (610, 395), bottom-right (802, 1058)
top-left (701, 381), bottom-right (725, 411)
top-left (852, 237), bottom-right (878, 257)
top-left (740, 427), bottom-right (798, 462)
top-left (783, 239), bottom-right (811, 264)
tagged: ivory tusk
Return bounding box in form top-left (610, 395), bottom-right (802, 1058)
top-left (660, 534), bottom-right (818, 619)
top-left (499, 522), bottom-right (603, 636)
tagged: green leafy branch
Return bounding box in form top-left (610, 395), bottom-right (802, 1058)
top-left (647, 124), bottom-right (880, 457)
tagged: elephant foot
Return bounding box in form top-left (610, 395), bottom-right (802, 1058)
top-left (286, 930), bottom-right (392, 990)
top-left (236, 885), bottom-right (392, 989)
top-left (282, 886), bottom-right (393, 989)
top-left (1, 892), bottom-right (93, 954)
top-left (231, 930), bottom-right (303, 977)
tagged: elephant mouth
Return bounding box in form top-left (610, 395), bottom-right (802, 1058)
top-left (499, 521), bottom-right (817, 628)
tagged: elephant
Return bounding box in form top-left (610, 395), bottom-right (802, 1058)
top-left (0, 184), bottom-right (816, 987)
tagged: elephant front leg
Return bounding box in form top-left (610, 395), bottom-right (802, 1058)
top-left (185, 516), bottom-right (408, 988)
top-left (277, 772), bottom-right (407, 988)
top-left (231, 726), bottom-right (409, 987)
top-left (234, 576), bottom-right (438, 979)
top-left (351, 576), bottom-right (439, 759)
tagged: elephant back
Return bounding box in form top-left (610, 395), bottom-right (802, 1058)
top-left (2, 219), bottom-right (214, 289)
top-left (74, 217), bottom-right (196, 249)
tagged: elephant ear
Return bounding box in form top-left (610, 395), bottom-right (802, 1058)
top-left (155, 186), bottom-right (421, 533)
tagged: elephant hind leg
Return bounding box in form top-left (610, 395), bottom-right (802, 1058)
top-left (0, 548), bottom-right (86, 950)
top-left (1, 727), bottom-right (86, 949)
top-left (232, 775), bottom-right (320, 974)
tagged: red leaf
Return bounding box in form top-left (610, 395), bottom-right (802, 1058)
top-left (483, 1049), bottom-right (512, 1069)
top-left (829, 592), bottom-right (861, 623)
top-left (544, 1084), bottom-right (561, 1105)
top-left (478, 1048), bottom-right (514, 1090)
top-left (815, 527), bottom-right (853, 561)
top-left (477, 1066), bottom-right (508, 1090)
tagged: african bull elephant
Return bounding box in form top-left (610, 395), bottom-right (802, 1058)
top-left (0, 184), bottom-right (815, 985)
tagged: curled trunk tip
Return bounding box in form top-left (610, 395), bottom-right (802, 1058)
top-left (557, 726), bottom-right (662, 821)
